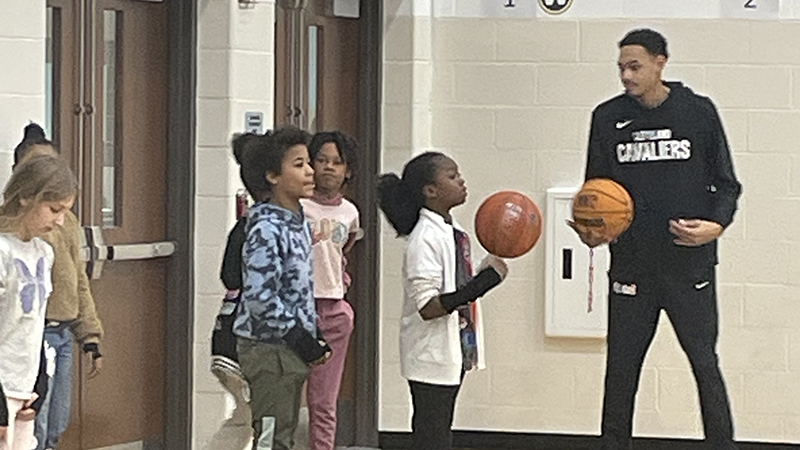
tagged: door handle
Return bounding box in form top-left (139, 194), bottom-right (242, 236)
top-left (80, 226), bottom-right (176, 279)
top-left (101, 242), bottom-right (176, 261)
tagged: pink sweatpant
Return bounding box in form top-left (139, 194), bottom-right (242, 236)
top-left (307, 299), bottom-right (354, 450)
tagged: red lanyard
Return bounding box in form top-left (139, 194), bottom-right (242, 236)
top-left (588, 248), bottom-right (595, 313)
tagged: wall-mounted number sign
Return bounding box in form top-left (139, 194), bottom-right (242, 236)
top-left (721, 0), bottom-right (779, 19)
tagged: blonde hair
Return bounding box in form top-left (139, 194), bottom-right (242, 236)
top-left (0, 155), bottom-right (78, 232)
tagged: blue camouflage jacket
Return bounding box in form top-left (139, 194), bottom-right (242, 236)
top-left (233, 201), bottom-right (317, 342)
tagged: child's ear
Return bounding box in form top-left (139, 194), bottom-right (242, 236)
top-left (265, 172), bottom-right (279, 186)
top-left (423, 184), bottom-right (437, 200)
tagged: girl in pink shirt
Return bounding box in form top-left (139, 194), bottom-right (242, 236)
top-left (300, 131), bottom-right (360, 450)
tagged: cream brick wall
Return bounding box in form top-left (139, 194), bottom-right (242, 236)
top-left (0, 0), bottom-right (46, 182)
top-left (380, 2), bottom-right (433, 427)
top-left (380, 3), bottom-right (800, 443)
top-left (194, 1), bottom-right (275, 448)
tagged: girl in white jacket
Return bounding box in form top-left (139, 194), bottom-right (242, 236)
top-left (377, 152), bottom-right (507, 450)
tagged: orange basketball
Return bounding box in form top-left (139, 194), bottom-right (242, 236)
top-left (572, 178), bottom-right (634, 242)
top-left (474, 191), bottom-right (543, 258)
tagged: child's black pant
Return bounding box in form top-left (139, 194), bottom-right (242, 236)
top-left (601, 268), bottom-right (738, 450)
top-left (408, 379), bottom-right (462, 450)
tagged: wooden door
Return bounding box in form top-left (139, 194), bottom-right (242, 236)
top-left (46, 0), bottom-right (170, 448)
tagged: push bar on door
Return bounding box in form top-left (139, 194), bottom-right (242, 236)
top-left (78, 226), bottom-right (176, 279)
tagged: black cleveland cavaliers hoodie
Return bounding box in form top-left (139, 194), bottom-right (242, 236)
top-left (585, 81), bottom-right (742, 280)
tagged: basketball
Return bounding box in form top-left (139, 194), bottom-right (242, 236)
top-left (474, 191), bottom-right (543, 258)
top-left (572, 178), bottom-right (634, 242)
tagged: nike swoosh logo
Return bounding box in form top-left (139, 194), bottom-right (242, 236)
top-left (694, 281), bottom-right (710, 290)
top-left (616, 120), bottom-right (633, 129)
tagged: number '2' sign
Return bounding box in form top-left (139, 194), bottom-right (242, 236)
top-left (721, 0), bottom-right (779, 18)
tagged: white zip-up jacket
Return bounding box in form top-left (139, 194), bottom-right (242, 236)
top-left (400, 208), bottom-right (464, 386)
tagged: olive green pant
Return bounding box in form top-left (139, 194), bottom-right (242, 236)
top-left (237, 339), bottom-right (309, 450)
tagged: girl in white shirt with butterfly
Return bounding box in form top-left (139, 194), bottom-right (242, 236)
top-left (0, 155), bottom-right (76, 450)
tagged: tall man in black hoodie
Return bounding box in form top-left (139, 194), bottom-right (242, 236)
top-left (571, 29), bottom-right (742, 450)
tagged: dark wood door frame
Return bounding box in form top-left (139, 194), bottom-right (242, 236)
top-left (353, 0), bottom-right (382, 447)
top-left (164, 0), bottom-right (196, 449)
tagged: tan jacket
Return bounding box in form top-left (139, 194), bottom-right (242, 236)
top-left (42, 211), bottom-right (103, 344)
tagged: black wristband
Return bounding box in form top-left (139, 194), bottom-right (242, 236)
top-left (439, 268), bottom-right (502, 314)
top-left (30, 394), bottom-right (45, 414)
top-left (83, 343), bottom-right (102, 360)
top-left (283, 324), bottom-right (329, 364)
top-left (0, 386), bottom-right (8, 427)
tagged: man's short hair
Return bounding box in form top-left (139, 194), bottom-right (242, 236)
top-left (618, 28), bottom-right (669, 58)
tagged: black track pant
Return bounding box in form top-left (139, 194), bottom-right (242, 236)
top-left (600, 268), bottom-right (738, 450)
